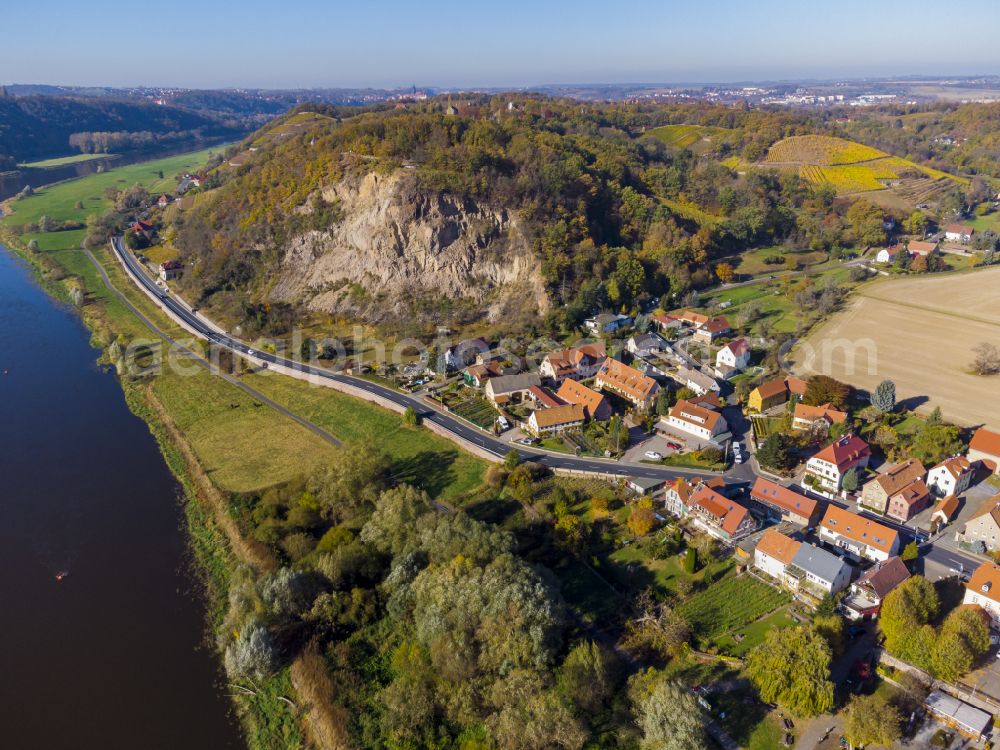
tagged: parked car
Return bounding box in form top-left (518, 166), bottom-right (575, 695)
top-left (645, 451), bottom-right (663, 461)
top-left (666, 442), bottom-right (681, 450)
top-left (497, 416), bottom-right (510, 430)
top-left (782, 718), bottom-right (793, 730)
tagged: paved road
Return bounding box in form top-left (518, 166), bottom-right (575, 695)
top-left (111, 237), bottom-right (723, 483)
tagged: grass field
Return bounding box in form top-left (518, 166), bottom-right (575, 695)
top-left (792, 266), bottom-right (1000, 429)
top-left (2, 146), bottom-right (223, 228)
top-left (18, 153), bottom-right (116, 168)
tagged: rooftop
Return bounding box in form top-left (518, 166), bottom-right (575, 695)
top-left (750, 477), bottom-right (818, 519)
top-left (820, 504), bottom-right (898, 554)
top-left (755, 528), bottom-right (801, 565)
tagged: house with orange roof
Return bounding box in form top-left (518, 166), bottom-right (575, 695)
top-left (931, 495), bottom-right (961, 529)
top-left (859, 458), bottom-right (925, 514)
top-left (750, 477), bottom-right (819, 527)
top-left (715, 338), bottom-right (750, 378)
top-left (963, 562), bottom-right (1000, 624)
top-left (805, 435), bottom-right (871, 492)
top-left (527, 385), bottom-right (564, 409)
top-left (927, 456), bottom-right (975, 498)
top-left (907, 239), bottom-right (938, 256)
top-left (663, 399), bottom-right (728, 442)
top-left (525, 404), bottom-right (586, 437)
top-left (651, 312), bottom-right (682, 331)
top-left (556, 378), bottom-right (612, 421)
top-left (539, 342), bottom-right (606, 383)
top-left (663, 476), bottom-right (727, 519)
top-left (688, 484), bottom-right (756, 541)
top-left (677, 310), bottom-right (710, 327)
top-left (957, 494), bottom-right (1000, 552)
top-left (968, 427), bottom-right (1000, 474)
top-left (463, 361), bottom-right (505, 388)
top-left (792, 402), bottom-right (848, 431)
top-left (754, 528), bottom-right (801, 580)
top-left (747, 375), bottom-right (807, 413)
top-left (594, 357), bottom-right (660, 411)
top-left (818, 504), bottom-right (899, 562)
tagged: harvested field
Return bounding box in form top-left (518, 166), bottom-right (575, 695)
top-left (791, 267), bottom-right (1000, 429)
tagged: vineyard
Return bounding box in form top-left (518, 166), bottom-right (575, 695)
top-left (678, 575), bottom-right (789, 640)
top-left (765, 135), bottom-right (887, 165)
top-left (648, 124), bottom-right (739, 153)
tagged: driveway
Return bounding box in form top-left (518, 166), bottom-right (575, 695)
top-left (622, 432), bottom-right (681, 463)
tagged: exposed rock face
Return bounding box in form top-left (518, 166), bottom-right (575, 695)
top-left (269, 170), bottom-right (547, 323)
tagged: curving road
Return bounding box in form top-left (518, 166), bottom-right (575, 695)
top-left (110, 237), bottom-right (718, 482)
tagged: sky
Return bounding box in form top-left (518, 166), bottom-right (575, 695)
top-left (4, 0), bottom-right (999, 89)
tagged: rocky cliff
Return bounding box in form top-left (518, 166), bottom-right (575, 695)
top-left (268, 170), bottom-right (547, 324)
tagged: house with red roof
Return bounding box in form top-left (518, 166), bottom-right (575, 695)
top-left (663, 476), bottom-right (727, 519)
top-left (969, 427), bottom-right (1000, 474)
top-left (715, 338), bottom-right (750, 378)
top-left (805, 435), bottom-right (871, 492)
top-left (927, 456), bottom-right (975, 498)
top-left (945, 223), bottom-right (975, 244)
top-left (539, 342), bottom-right (606, 383)
top-left (688, 484), bottom-right (756, 541)
top-left (693, 316), bottom-right (732, 343)
top-left (841, 556), bottom-right (910, 620)
top-left (792, 402), bottom-right (848, 431)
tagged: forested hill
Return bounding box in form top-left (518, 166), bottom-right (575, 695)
top-left (0, 93), bottom-right (243, 163)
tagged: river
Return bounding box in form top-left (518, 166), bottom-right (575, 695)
top-left (0, 245), bottom-right (244, 748)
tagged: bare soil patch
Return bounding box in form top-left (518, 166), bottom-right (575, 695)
top-left (791, 267), bottom-right (1000, 429)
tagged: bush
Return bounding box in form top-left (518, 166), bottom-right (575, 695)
top-left (224, 620), bottom-right (280, 679)
top-left (683, 547), bottom-right (697, 574)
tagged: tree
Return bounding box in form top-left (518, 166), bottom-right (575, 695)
top-left (402, 406), bottom-right (420, 426)
top-left (636, 678), bottom-right (709, 750)
top-left (927, 406), bottom-right (942, 425)
top-left (910, 422), bottom-right (964, 466)
top-left (870, 379), bottom-right (896, 413)
top-left (224, 620), bottom-right (280, 679)
top-left (655, 389), bottom-right (672, 416)
top-left (299, 337), bottom-right (315, 360)
top-left (933, 606), bottom-right (991, 681)
top-left (971, 342), bottom-right (1000, 376)
top-left (804, 375), bottom-right (851, 408)
top-left (683, 547), bottom-right (697, 574)
top-left (881, 576), bottom-right (939, 661)
top-left (843, 694), bottom-right (902, 749)
top-left (714, 262), bottom-right (735, 284)
top-left (746, 626), bottom-right (834, 717)
top-left (901, 541), bottom-right (919, 562)
top-left (846, 199), bottom-right (886, 248)
top-left (557, 641), bottom-right (620, 713)
top-left (504, 449), bottom-right (521, 470)
top-left (756, 432), bottom-right (796, 472)
top-left (841, 468), bottom-right (859, 493)
top-left (628, 504), bottom-right (656, 537)
top-left (903, 210), bottom-right (927, 236)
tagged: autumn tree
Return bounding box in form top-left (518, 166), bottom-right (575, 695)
top-left (843, 694), bottom-right (902, 748)
top-left (933, 606), bottom-right (991, 681)
top-left (635, 677), bottom-right (709, 750)
top-left (880, 576), bottom-right (939, 669)
top-left (846, 199), bottom-right (886, 248)
top-left (804, 375), bottom-right (852, 408)
top-left (628, 503), bottom-right (656, 537)
top-left (746, 626), bottom-right (834, 717)
top-left (714, 262), bottom-right (735, 284)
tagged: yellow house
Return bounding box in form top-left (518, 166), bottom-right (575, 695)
top-left (747, 376), bottom-right (807, 413)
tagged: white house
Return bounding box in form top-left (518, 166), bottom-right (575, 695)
top-left (927, 456), bottom-right (975, 498)
top-left (715, 338), bottom-right (750, 378)
top-left (525, 404), bottom-right (586, 437)
top-left (626, 333), bottom-right (665, 359)
top-left (876, 244), bottom-right (907, 264)
top-left (818, 504), bottom-right (899, 563)
top-left (804, 434), bottom-right (871, 491)
top-left (675, 366), bottom-right (720, 396)
top-left (964, 563), bottom-right (1000, 626)
top-left (663, 399), bottom-right (728, 441)
top-left (945, 223), bottom-right (974, 244)
top-left (754, 528), bottom-right (801, 580)
top-left (584, 313), bottom-right (632, 335)
top-left (754, 529), bottom-right (852, 596)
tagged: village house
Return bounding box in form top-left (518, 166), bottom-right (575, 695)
top-left (715, 338), bottom-right (750, 378)
top-left (527, 385), bottom-right (563, 409)
top-left (841, 556), bottom-right (911, 620)
top-left (484, 372), bottom-right (542, 407)
top-left (945, 223), bottom-right (975, 244)
top-left (963, 562), bottom-right (1000, 626)
top-left (677, 310), bottom-right (710, 327)
top-left (688, 392), bottom-right (724, 410)
top-left (957, 494), bottom-right (1000, 552)
top-left (539, 342), bottom-right (606, 382)
top-left (927, 455), bottom-right (975, 498)
top-left (754, 528), bottom-right (802, 581)
top-left (688, 484), bottom-right (756, 541)
top-left (556, 378), bottom-right (612, 421)
top-left (749, 477), bottom-right (819, 527)
top-left (663, 399), bottom-right (728, 442)
top-left (907, 239), bottom-right (938, 256)
top-left (159, 260), bottom-right (183, 281)
top-left (886, 478), bottom-right (931, 523)
top-left (754, 529), bottom-right (851, 596)
top-left (584, 313), bottom-right (632, 335)
top-left (858, 458), bottom-right (926, 514)
top-left (157, 194), bottom-right (171, 208)
top-left (130, 219), bottom-right (155, 239)
top-left (792, 402), bottom-right (848, 431)
top-left (876, 243), bottom-right (907, 264)
top-left (968, 427), bottom-right (1000, 473)
top-left (651, 313), bottom-right (682, 332)
top-left (444, 337), bottom-right (490, 371)
top-left (931, 495), bottom-right (960, 529)
top-left (463, 361), bottom-right (505, 388)
top-left (663, 476), bottom-right (726, 519)
top-left (525, 404), bottom-right (586, 437)
top-left (805, 434), bottom-right (871, 492)
top-left (674, 366), bottom-right (720, 396)
top-left (818, 504), bottom-right (900, 562)
top-left (693, 316), bottom-right (732, 343)
top-left (594, 358), bottom-right (659, 411)
top-left (627, 476), bottom-right (669, 497)
top-left (747, 375), bottom-right (807, 413)
top-left (626, 332), bottom-right (665, 359)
